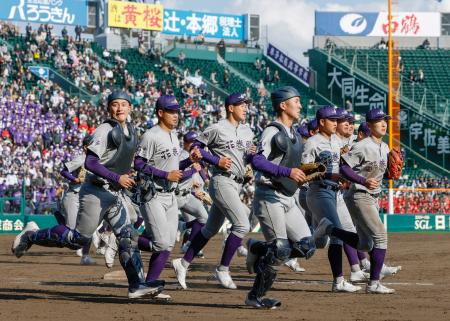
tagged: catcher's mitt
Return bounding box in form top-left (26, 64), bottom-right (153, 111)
top-left (199, 192), bottom-right (213, 206)
top-left (299, 163), bottom-right (326, 182)
top-left (387, 147), bottom-right (404, 179)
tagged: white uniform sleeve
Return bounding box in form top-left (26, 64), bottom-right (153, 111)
top-left (341, 142), bottom-right (365, 168)
top-left (137, 131), bottom-right (155, 160)
top-left (87, 123), bottom-right (111, 158)
top-left (257, 126), bottom-right (279, 158)
top-left (301, 139), bottom-right (316, 164)
top-left (197, 124), bottom-right (217, 147)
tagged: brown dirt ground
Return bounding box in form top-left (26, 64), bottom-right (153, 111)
top-left (1, 233), bottom-right (449, 321)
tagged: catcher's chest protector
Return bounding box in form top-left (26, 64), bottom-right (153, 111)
top-left (103, 118), bottom-right (138, 175)
top-left (267, 122), bottom-right (302, 196)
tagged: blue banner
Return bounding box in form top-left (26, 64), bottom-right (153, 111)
top-left (162, 9), bottom-right (245, 40)
top-left (266, 43), bottom-right (310, 85)
top-left (28, 66), bottom-right (49, 80)
top-left (2, 0), bottom-right (88, 26)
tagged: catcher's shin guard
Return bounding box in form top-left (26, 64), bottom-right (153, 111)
top-left (118, 225), bottom-right (145, 286)
top-left (250, 257), bottom-right (278, 298)
top-left (290, 236), bottom-right (316, 259)
top-left (31, 225), bottom-right (87, 250)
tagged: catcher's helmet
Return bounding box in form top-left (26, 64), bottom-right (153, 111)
top-left (107, 90), bottom-right (131, 106)
top-left (271, 86), bottom-right (300, 108)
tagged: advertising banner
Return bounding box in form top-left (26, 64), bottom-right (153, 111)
top-left (315, 11), bottom-right (441, 37)
top-left (108, 0), bottom-right (163, 31)
top-left (267, 43), bottom-right (310, 84)
top-left (3, 0), bottom-right (88, 26)
top-left (162, 9), bottom-right (245, 40)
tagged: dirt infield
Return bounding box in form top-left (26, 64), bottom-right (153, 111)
top-left (1, 233), bottom-right (449, 321)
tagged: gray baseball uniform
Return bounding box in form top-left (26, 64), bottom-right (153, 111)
top-left (176, 149), bottom-right (208, 225)
top-left (197, 119), bottom-right (254, 239)
top-left (254, 122), bottom-right (311, 243)
top-left (341, 137), bottom-right (389, 250)
top-left (302, 132), bottom-right (343, 247)
top-left (77, 123), bottom-right (134, 237)
top-left (61, 154), bottom-right (85, 229)
top-left (137, 125), bottom-right (180, 251)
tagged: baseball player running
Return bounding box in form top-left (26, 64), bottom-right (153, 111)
top-left (172, 92), bottom-right (255, 290)
top-left (59, 135), bottom-right (95, 265)
top-left (133, 95), bottom-right (201, 301)
top-left (335, 108), bottom-right (370, 283)
top-left (245, 86), bottom-right (315, 309)
top-left (302, 106), bottom-right (361, 293)
top-left (12, 90), bottom-right (164, 299)
top-left (177, 131), bottom-right (209, 253)
top-left (314, 108), bottom-right (400, 294)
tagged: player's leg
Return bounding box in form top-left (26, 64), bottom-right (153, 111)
top-left (336, 191), bottom-right (368, 282)
top-left (345, 192), bottom-right (395, 294)
top-left (246, 187), bottom-right (289, 308)
top-left (144, 193), bottom-right (178, 287)
top-left (179, 194), bottom-right (208, 243)
top-left (209, 176), bottom-right (250, 273)
top-left (307, 185), bottom-right (361, 293)
top-left (172, 203), bottom-right (225, 289)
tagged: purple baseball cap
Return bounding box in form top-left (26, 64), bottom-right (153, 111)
top-left (346, 112), bottom-right (355, 123)
top-left (335, 107), bottom-right (349, 120)
top-left (156, 95), bottom-right (180, 110)
top-left (297, 125), bottom-right (310, 138)
top-left (307, 118), bottom-right (318, 131)
top-left (358, 122), bottom-right (371, 136)
top-left (225, 92), bottom-right (252, 107)
top-left (366, 108), bottom-right (391, 121)
top-left (183, 131), bottom-right (198, 142)
top-left (316, 106), bottom-right (344, 120)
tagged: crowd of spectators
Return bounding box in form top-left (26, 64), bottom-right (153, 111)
top-left (0, 22), bottom-right (448, 215)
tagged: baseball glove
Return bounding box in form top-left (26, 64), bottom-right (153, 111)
top-left (387, 147), bottom-right (404, 179)
top-left (299, 163), bottom-right (327, 182)
top-left (243, 164), bottom-right (254, 184)
top-left (200, 192), bottom-right (213, 206)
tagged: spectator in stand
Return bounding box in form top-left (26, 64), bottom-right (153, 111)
top-left (345, 99), bottom-right (353, 112)
top-left (378, 38), bottom-right (387, 49)
top-left (421, 38), bottom-right (430, 50)
top-left (210, 71), bottom-right (218, 85)
top-left (26, 23), bottom-right (32, 41)
top-left (417, 69), bottom-right (424, 83)
top-left (273, 70), bottom-right (280, 85)
top-left (178, 51), bottom-right (186, 65)
top-left (264, 66), bottom-right (272, 83)
top-left (75, 25), bottom-right (82, 42)
top-left (223, 69), bottom-right (229, 89)
top-left (254, 58), bottom-right (262, 71)
top-left (408, 68), bottom-right (415, 82)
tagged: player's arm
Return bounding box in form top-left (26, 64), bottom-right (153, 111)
top-left (60, 165), bottom-right (78, 183)
top-left (340, 144), bottom-right (377, 189)
top-left (134, 155), bottom-right (168, 179)
top-left (85, 150), bottom-right (120, 184)
top-left (191, 140), bottom-right (220, 165)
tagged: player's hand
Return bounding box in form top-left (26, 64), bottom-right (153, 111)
top-left (74, 178), bottom-right (82, 184)
top-left (248, 144), bottom-right (257, 155)
top-left (118, 174), bottom-right (136, 189)
top-left (365, 178), bottom-right (379, 190)
top-left (195, 191), bottom-right (206, 199)
top-left (167, 170), bottom-right (183, 182)
top-left (218, 157), bottom-right (232, 170)
top-left (290, 168), bottom-right (307, 184)
top-left (193, 180), bottom-right (201, 188)
top-left (192, 163), bottom-right (202, 172)
top-left (340, 145), bottom-right (349, 155)
top-left (189, 147), bottom-right (202, 163)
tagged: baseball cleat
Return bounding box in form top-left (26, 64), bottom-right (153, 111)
top-left (245, 239), bottom-right (259, 274)
top-left (76, 248), bottom-right (83, 257)
top-left (237, 245), bottom-right (248, 257)
top-left (285, 258), bottom-right (306, 272)
top-left (313, 217), bottom-right (333, 242)
top-left (332, 279), bottom-right (362, 293)
top-left (196, 250), bottom-right (205, 258)
top-left (366, 281), bottom-right (395, 294)
top-left (80, 255), bottom-right (96, 265)
top-left (12, 221), bottom-right (39, 258)
top-left (172, 258), bottom-right (188, 289)
top-left (245, 294), bottom-right (281, 309)
top-left (128, 280), bottom-right (164, 299)
top-left (350, 270), bottom-right (370, 283)
top-left (152, 292), bottom-right (172, 302)
top-left (214, 268), bottom-right (237, 289)
top-left (380, 264), bottom-right (402, 279)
